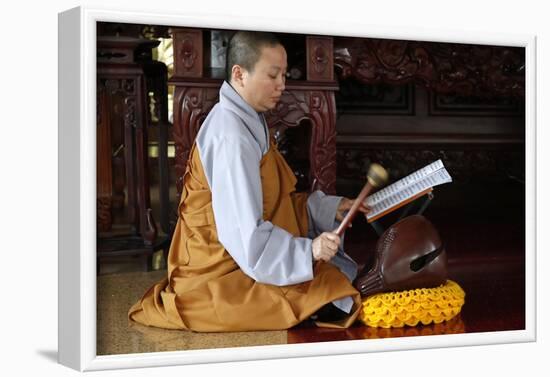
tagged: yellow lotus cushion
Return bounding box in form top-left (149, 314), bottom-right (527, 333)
top-left (360, 280), bottom-right (465, 328)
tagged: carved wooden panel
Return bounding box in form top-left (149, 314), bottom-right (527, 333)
top-left (172, 84), bottom-right (338, 195)
top-left (169, 29), bottom-right (342, 196)
top-left (96, 85), bottom-right (113, 232)
top-left (122, 83), bottom-right (138, 227)
top-left (429, 91), bottom-right (524, 116)
top-left (334, 38), bottom-right (525, 98)
top-left (97, 77), bottom-right (139, 228)
top-left (172, 85), bottom-right (219, 193)
top-left (306, 36), bottom-right (334, 81)
top-left (172, 29), bottom-right (204, 78)
top-left (335, 80), bottom-right (414, 115)
top-left (266, 89), bottom-right (337, 194)
top-left (97, 70), bottom-right (157, 244)
top-left (336, 147), bottom-right (525, 191)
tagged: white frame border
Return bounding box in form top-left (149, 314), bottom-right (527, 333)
top-left (58, 5), bottom-right (537, 372)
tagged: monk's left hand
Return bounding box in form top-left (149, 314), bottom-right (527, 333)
top-left (335, 197), bottom-right (372, 225)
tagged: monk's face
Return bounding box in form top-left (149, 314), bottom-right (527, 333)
top-left (237, 44), bottom-right (287, 112)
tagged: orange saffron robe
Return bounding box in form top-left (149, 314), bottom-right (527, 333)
top-left (128, 140), bottom-right (361, 332)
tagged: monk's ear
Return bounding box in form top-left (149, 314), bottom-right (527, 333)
top-left (231, 65), bottom-right (247, 87)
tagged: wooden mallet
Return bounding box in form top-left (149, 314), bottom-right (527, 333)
top-left (335, 163), bottom-right (389, 236)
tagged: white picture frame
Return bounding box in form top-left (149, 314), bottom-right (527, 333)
top-left (58, 5), bottom-right (537, 372)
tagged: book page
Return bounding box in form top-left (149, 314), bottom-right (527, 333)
top-left (366, 159), bottom-right (444, 206)
top-left (365, 161), bottom-right (452, 220)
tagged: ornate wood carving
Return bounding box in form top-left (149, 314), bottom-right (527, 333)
top-left (171, 82), bottom-right (338, 196)
top-left (97, 71), bottom-right (156, 242)
top-left (132, 74), bottom-right (157, 244)
top-left (306, 36), bottom-right (334, 81)
top-left (336, 147), bottom-right (525, 188)
top-left (97, 197), bottom-right (112, 232)
top-left (96, 33), bottom-right (173, 270)
top-left (173, 29), bottom-right (203, 78)
top-left (429, 90), bottom-right (523, 116)
top-left (169, 28), bottom-right (340, 196)
top-left (266, 90), bottom-right (337, 194)
top-left (97, 77), bottom-right (137, 228)
top-left (336, 81), bottom-right (414, 115)
top-left (96, 85), bottom-right (112, 232)
top-left (122, 91), bottom-right (137, 225)
top-left (172, 85), bottom-right (219, 193)
top-left (334, 38), bottom-right (525, 98)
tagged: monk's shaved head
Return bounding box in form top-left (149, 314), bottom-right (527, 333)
top-left (226, 31), bottom-right (282, 82)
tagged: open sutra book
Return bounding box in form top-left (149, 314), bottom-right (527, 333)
top-left (365, 160), bottom-right (453, 222)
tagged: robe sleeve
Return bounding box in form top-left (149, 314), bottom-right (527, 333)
top-left (306, 191), bottom-right (357, 281)
top-left (306, 191), bottom-right (358, 313)
top-left (205, 135), bottom-right (314, 286)
top-left (306, 190), bottom-right (343, 235)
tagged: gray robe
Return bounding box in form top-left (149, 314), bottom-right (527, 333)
top-left (195, 81), bottom-right (357, 312)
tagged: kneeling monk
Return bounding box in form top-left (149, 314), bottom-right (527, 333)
top-left (128, 31), bottom-right (369, 332)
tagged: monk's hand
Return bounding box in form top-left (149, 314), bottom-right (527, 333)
top-left (312, 232), bottom-right (341, 262)
top-left (335, 197), bottom-right (372, 226)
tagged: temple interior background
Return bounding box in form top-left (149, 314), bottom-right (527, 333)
top-left (95, 22), bottom-right (525, 355)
